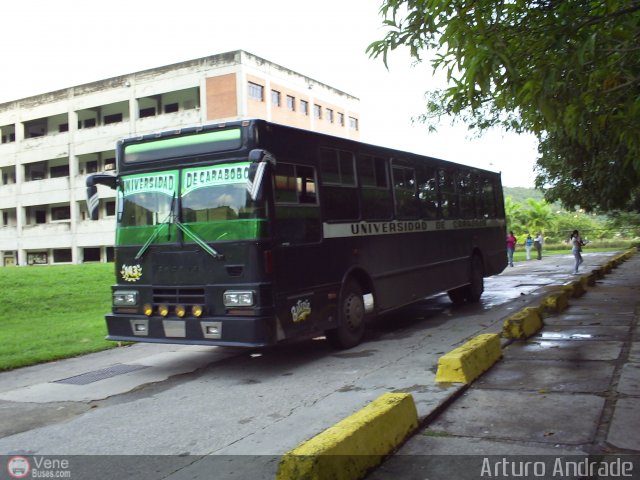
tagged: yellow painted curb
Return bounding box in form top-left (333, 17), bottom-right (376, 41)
top-left (502, 307), bottom-right (543, 339)
top-left (579, 273), bottom-right (595, 288)
top-left (276, 392), bottom-right (418, 480)
top-left (542, 290), bottom-right (569, 313)
top-left (562, 280), bottom-right (585, 298)
top-left (435, 333), bottom-right (502, 384)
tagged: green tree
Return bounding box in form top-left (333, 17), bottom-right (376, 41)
top-left (367, 0), bottom-right (640, 212)
top-left (504, 196), bottom-right (526, 233)
top-left (523, 198), bottom-right (556, 234)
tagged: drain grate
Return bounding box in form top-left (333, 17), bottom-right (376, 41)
top-left (53, 364), bottom-right (148, 385)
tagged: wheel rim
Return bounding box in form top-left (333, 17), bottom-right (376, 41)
top-left (344, 293), bottom-right (365, 332)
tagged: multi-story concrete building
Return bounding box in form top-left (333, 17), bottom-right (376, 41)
top-left (0, 50), bottom-right (360, 266)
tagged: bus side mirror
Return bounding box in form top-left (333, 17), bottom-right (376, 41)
top-left (86, 174), bottom-right (117, 221)
top-left (247, 149), bottom-right (274, 201)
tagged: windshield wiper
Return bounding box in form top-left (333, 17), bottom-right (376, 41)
top-left (134, 193), bottom-right (223, 261)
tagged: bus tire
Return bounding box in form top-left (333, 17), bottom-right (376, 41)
top-left (447, 286), bottom-right (467, 305)
top-left (465, 254), bottom-right (484, 303)
top-left (326, 280), bottom-right (365, 349)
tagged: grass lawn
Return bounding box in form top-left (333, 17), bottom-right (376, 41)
top-left (0, 263), bottom-right (116, 371)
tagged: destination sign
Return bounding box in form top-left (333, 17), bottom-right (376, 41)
top-left (182, 162), bottom-right (250, 196)
top-left (121, 171), bottom-right (178, 197)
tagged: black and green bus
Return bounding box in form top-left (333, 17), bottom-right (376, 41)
top-left (87, 119), bottom-right (506, 349)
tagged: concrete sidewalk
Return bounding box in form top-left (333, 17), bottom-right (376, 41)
top-left (369, 251), bottom-right (640, 480)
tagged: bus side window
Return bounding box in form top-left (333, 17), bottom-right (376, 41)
top-left (438, 169), bottom-right (458, 219)
top-left (481, 176), bottom-right (497, 218)
top-left (320, 148), bottom-right (359, 221)
top-left (393, 165), bottom-right (419, 219)
top-left (458, 171), bottom-right (478, 219)
top-left (274, 163), bottom-right (320, 244)
top-left (417, 166), bottom-right (438, 219)
top-left (358, 154), bottom-right (392, 220)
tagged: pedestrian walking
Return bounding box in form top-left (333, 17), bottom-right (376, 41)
top-left (525, 234), bottom-right (533, 260)
top-left (571, 229), bottom-right (585, 274)
top-left (534, 232), bottom-right (543, 260)
top-left (506, 231), bottom-right (517, 267)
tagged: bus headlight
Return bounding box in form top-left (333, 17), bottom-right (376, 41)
top-left (223, 291), bottom-right (255, 307)
top-left (113, 290), bottom-right (138, 306)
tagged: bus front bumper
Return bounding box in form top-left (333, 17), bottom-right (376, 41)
top-left (105, 314), bottom-right (280, 347)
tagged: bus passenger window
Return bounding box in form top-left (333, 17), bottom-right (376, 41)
top-left (358, 154), bottom-right (392, 220)
top-left (274, 163), bottom-right (320, 244)
top-left (439, 169), bottom-right (458, 219)
top-left (458, 171), bottom-right (478, 219)
top-left (417, 167), bottom-right (438, 219)
top-left (393, 166), bottom-right (419, 219)
top-left (481, 177), bottom-right (497, 218)
top-left (320, 148), bottom-right (359, 221)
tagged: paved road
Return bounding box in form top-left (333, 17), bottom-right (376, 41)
top-left (0, 252), bottom-right (620, 478)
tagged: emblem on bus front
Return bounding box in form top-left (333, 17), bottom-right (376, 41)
top-left (291, 299), bottom-right (311, 323)
top-left (121, 264), bottom-right (143, 282)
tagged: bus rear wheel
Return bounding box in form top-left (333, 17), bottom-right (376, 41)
top-left (447, 254), bottom-right (484, 305)
top-left (326, 281), bottom-right (365, 349)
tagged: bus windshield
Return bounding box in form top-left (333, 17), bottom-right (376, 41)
top-left (116, 163), bottom-right (267, 246)
top-left (180, 162), bottom-right (266, 242)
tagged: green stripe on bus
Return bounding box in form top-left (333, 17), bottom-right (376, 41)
top-left (116, 220), bottom-right (266, 245)
top-left (184, 219), bottom-right (267, 242)
top-left (116, 225), bottom-right (179, 246)
top-left (124, 129), bottom-right (241, 155)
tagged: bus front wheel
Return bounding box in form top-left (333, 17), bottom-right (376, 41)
top-left (326, 281), bottom-right (366, 349)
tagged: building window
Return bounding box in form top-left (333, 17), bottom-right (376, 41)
top-left (349, 116), bottom-right (359, 131)
top-left (313, 104), bottom-right (322, 120)
top-left (58, 123), bottom-right (69, 133)
top-left (83, 248), bottom-right (100, 262)
top-left (51, 206), bottom-right (71, 221)
top-left (50, 165), bottom-right (70, 178)
top-left (300, 100), bottom-right (309, 116)
top-left (326, 108), bottom-right (334, 123)
top-left (53, 249), bottom-right (72, 263)
top-left (105, 201), bottom-right (116, 216)
top-left (35, 210), bottom-right (46, 224)
top-left (83, 118), bottom-right (97, 129)
top-left (337, 113), bottom-right (345, 126)
top-left (286, 95), bottom-right (296, 111)
top-left (248, 82), bottom-right (264, 101)
top-left (104, 158), bottom-right (116, 171)
top-left (164, 103), bottom-right (179, 114)
top-left (139, 107), bottom-right (156, 118)
top-left (271, 90), bottom-right (281, 107)
top-left (86, 161), bottom-right (98, 174)
top-left (104, 113), bottom-right (123, 124)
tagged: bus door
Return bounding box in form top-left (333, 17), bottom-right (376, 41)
top-left (271, 162), bottom-right (329, 338)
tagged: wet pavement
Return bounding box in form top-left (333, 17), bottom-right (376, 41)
top-left (369, 250), bottom-right (640, 480)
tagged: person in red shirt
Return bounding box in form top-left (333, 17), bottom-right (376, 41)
top-left (506, 231), bottom-right (517, 267)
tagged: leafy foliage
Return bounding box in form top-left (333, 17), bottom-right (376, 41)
top-left (367, 0), bottom-right (640, 212)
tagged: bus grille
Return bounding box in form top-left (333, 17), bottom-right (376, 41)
top-left (152, 288), bottom-right (206, 306)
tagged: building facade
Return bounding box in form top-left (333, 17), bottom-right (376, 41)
top-left (0, 50), bottom-right (360, 266)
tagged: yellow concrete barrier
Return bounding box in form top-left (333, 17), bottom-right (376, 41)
top-left (435, 333), bottom-right (502, 384)
top-left (276, 392), bottom-right (418, 480)
top-left (502, 307), bottom-right (543, 339)
top-left (562, 280), bottom-right (585, 298)
top-left (542, 290), bottom-right (569, 313)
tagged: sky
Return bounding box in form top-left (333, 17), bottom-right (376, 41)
top-left (1, 0), bottom-right (539, 187)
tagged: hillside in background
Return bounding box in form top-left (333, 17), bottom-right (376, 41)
top-left (503, 186), bottom-right (544, 204)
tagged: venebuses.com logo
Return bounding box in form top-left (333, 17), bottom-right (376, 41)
top-left (6, 456), bottom-right (71, 478)
top-left (7, 456), bottom-right (30, 479)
